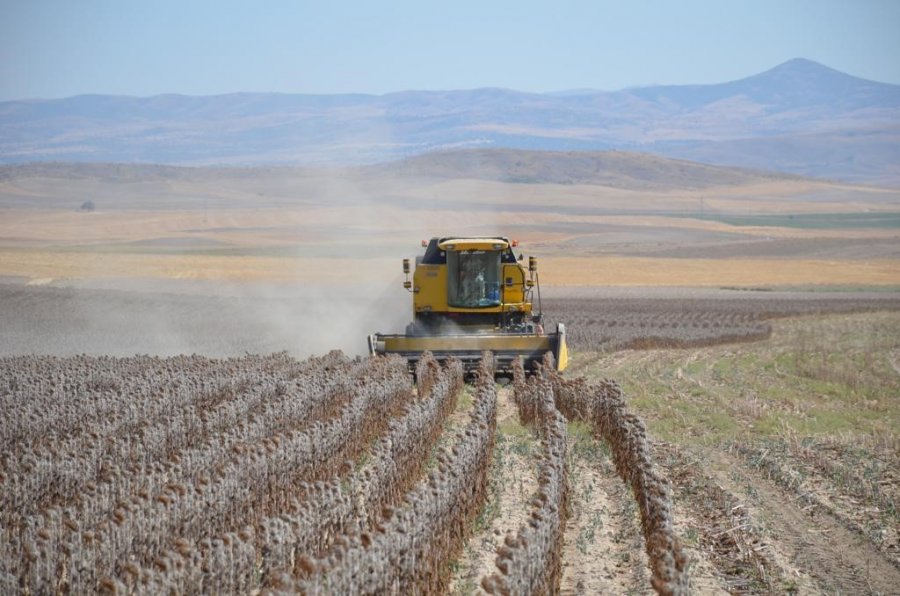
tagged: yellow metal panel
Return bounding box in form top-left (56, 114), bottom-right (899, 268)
top-left (502, 263), bottom-right (526, 304)
top-left (446, 305), bottom-right (503, 314)
top-left (413, 264), bottom-right (448, 312)
top-left (438, 239), bottom-right (509, 251)
top-left (383, 335), bottom-right (551, 352)
top-left (556, 337), bottom-right (569, 371)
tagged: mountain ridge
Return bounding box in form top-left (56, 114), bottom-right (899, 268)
top-left (0, 148), bottom-right (827, 193)
top-left (1, 58), bottom-right (898, 185)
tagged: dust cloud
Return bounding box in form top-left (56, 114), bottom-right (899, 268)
top-left (0, 160), bottom-right (512, 359)
top-left (0, 269), bottom-right (410, 360)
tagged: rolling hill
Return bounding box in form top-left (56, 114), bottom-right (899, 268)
top-left (1, 58), bottom-right (898, 184)
top-left (0, 149), bottom-right (806, 195)
top-left (366, 149), bottom-right (803, 190)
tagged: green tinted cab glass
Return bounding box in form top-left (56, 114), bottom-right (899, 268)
top-left (447, 250), bottom-right (501, 308)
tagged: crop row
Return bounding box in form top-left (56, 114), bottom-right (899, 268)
top-left (3, 354), bottom-right (363, 536)
top-left (2, 349), bottom-right (693, 595)
top-left (2, 354), bottom-right (411, 593)
top-left (477, 353), bottom-right (688, 595)
top-left (120, 352), bottom-right (465, 593)
top-left (548, 360), bottom-right (690, 595)
top-left (545, 293), bottom-right (900, 352)
top-left (482, 359), bottom-right (568, 595)
top-left (0, 351), bottom-right (330, 452)
top-left (556, 310), bottom-right (771, 351)
top-left (545, 293), bottom-right (900, 319)
top-left (1, 352), bottom-right (364, 526)
top-left (277, 354), bottom-right (497, 594)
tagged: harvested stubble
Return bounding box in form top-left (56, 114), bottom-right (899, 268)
top-left (548, 362), bottom-right (690, 596)
top-left (731, 441), bottom-right (900, 563)
top-left (662, 447), bottom-right (775, 592)
top-left (272, 353), bottom-right (497, 595)
top-left (482, 359), bottom-right (568, 596)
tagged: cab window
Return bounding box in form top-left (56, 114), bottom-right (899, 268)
top-left (447, 250), bottom-right (501, 308)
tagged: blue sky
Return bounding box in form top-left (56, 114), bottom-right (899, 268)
top-left (1, 0), bottom-right (899, 100)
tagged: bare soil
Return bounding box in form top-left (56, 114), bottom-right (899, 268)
top-left (558, 442), bottom-right (652, 595)
top-left (448, 387), bottom-right (539, 594)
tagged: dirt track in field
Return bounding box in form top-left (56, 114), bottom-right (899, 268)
top-left (448, 387), bottom-right (539, 594)
top-left (559, 448), bottom-right (651, 595)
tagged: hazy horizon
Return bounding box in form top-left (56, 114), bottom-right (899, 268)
top-left (1, 57), bottom-right (895, 103)
top-left (2, 1), bottom-right (900, 101)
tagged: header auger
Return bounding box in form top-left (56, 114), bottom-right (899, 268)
top-left (368, 236), bottom-right (568, 374)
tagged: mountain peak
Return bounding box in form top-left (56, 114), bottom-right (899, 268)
top-left (626, 57), bottom-right (900, 111)
top-left (749, 57), bottom-right (900, 93)
top-left (769, 57), bottom-right (833, 72)
top-left (754, 57), bottom-right (858, 83)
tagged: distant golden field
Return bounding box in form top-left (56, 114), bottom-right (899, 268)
top-left (1, 165), bottom-right (898, 287)
top-left (1, 248), bottom-right (897, 287)
top-left (541, 256), bottom-right (900, 286)
top-left (0, 249), bottom-right (396, 283)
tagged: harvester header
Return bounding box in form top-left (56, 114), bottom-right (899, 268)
top-left (368, 236), bottom-right (568, 373)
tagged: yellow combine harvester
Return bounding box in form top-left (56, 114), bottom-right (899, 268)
top-left (368, 236), bottom-right (568, 373)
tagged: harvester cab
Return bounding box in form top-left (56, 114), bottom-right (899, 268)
top-left (368, 236), bottom-right (568, 374)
